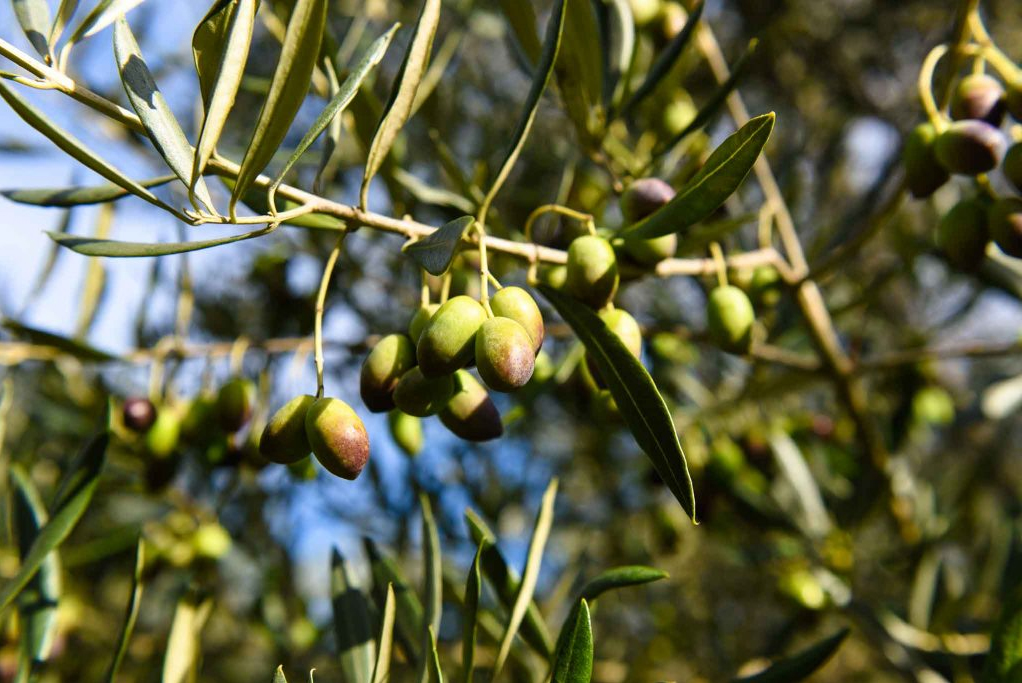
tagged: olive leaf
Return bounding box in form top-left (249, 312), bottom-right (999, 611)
top-left (47, 224), bottom-right (275, 258)
top-left (161, 590), bottom-right (214, 683)
top-left (418, 495), bottom-right (442, 683)
top-left (597, 0), bottom-right (634, 109)
top-left (13, 0), bottom-right (52, 59)
top-left (229, 0), bottom-right (327, 217)
top-left (49, 0), bottom-right (79, 48)
top-left (66, 0), bottom-right (145, 45)
top-left (103, 537), bottom-right (145, 683)
top-left (983, 584), bottom-right (1022, 683)
top-left (2, 319), bottom-right (117, 362)
top-left (359, 0), bottom-right (441, 209)
top-left (2, 174), bottom-right (176, 207)
top-left (497, 0), bottom-right (541, 64)
top-left (479, 0), bottom-right (567, 221)
top-left (191, 0), bottom-right (257, 184)
top-left (365, 538), bottom-right (424, 664)
top-left (579, 565), bottom-right (668, 602)
top-left (403, 216), bottom-right (474, 276)
top-left (426, 627), bottom-right (443, 683)
top-left (619, 0), bottom-right (704, 116)
top-left (555, 0), bottom-right (604, 142)
top-left (331, 549), bottom-right (375, 683)
top-left (551, 599), bottom-right (593, 683)
top-left (732, 629), bottom-right (849, 683)
top-left (273, 666), bottom-right (288, 683)
top-left (624, 112), bottom-right (775, 241)
top-left (537, 284), bottom-right (697, 521)
top-left (460, 542), bottom-right (484, 683)
top-left (371, 584), bottom-right (396, 683)
top-left (73, 204), bottom-right (112, 338)
top-left (0, 433), bottom-right (107, 615)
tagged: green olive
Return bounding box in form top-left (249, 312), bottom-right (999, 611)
top-left (305, 397), bottom-right (369, 480)
top-left (489, 286), bottom-right (544, 353)
top-left (749, 266), bottom-right (782, 308)
top-left (586, 308), bottom-right (642, 387)
top-left (216, 377), bottom-right (256, 432)
top-left (388, 410), bottom-right (423, 457)
top-left (439, 370), bottom-right (503, 442)
top-left (903, 122), bottom-right (950, 199)
top-left (475, 317), bottom-right (536, 392)
top-left (360, 334), bottom-right (417, 413)
top-left (937, 197), bottom-right (989, 271)
top-left (180, 392), bottom-right (218, 445)
top-left (566, 235), bottom-right (619, 308)
top-left (417, 296), bottom-right (487, 377)
top-left (706, 285), bottom-right (755, 354)
top-left (259, 394), bottom-right (315, 464)
top-left (145, 406), bottom-right (181, 459)
top-left (408, 303), bottom-right (439, 344)
top-left (393, 367), bottom-right (456, 417)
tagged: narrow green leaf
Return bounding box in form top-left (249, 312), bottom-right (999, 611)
top-left (493, 478), bottom-right (558, 676)
top-left (2, 174), bottom-right (176, 207)
top-left (161, 590), bottom-right (214, 683)
top-left (0, 433), bottom-right (107, 615)
top-left (479, 0), bottom-right (567, 221)
top-left (427, 627), bottom-right (443, 683)
top-left (551, 600), bottom-right (593, 683)
top-left (66, 0), bottom-right (145, 44)
top-left (48, 224), bottom-right (274, 258)
top-left (733, 629), bottom-right (849, 683)
top-left (371, 584), bottom-right (396, 683)
top-left (579, 566), bottom-right (668, 602)
top-left (619, 0), bottom-right (703, 116)
top-left (269, 25), bottom-right (397, 208)
top-left (49, 0), bottom-right (80, 47)
top-left (366, 538), bottom-right (424, 664)
top-left (113, 17), bottom-right (214, 211)
top-left (554, 0), bottom-right (603, 141)
top-left (984, 584), bottom-right (1022, 683)
top-left (654, 39), bottom-right (758, 160)
top-left (2, 318), bottom-right (117, 361)
top-left (359, 0), bottom-right (441, 209)
top-left (0, 81), bottom-right (176, 215)
top-left (598, 0), bottom-right (634, 109)
top-left (537, 285), bottom-right (697, 520)
top-left (229, 0), bottom-right (326, 216)
top-left (191, 0), bottom-right (257, 184)
top-left (331, 549), bottom-right (375, 683)
top-left (463, 509), bottom-right (554, 658)
top-left (403, 216), bottom-right (473, 276)
top-left (103, 536), bottom-right (145, 683)
top-left (626, 112), bottom-right (774, 240)
top-left (419, 494), bottom-right (442, 683)
top-left (460, 542), bottom-right (484, 683)
top-left (13, 0), bottom-right (52, 58)
top-left (273, 665), bottom-right (288, 683)
top-left (11, 466), bottom-right (60, 672)
top-left (497, 0), bottom-right (541, 63)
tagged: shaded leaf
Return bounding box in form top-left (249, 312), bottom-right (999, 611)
top-left (103, 537), bottom-right (145, 683)
top-left (2, 174), bottom-right (176, 207)
top-left (984, 584), bottom-right (1022, 683)
top-left (580, 566), bottom-right (668, 602)
top-left (67, 0), bottom-right (145, 44)
top-left (161, 590), bottom-right (214, 683)
top-left (2, 319), bottom-right (117, 361)
top-left (626, 112), bottom-right (774, 240)
top-left (460, 542), bottom-right (484, 683)
top-left (360, 0), bottom-right (441, 208)
top-left (365, 538), bottom-right (423, 664)
top-left (555, 0), bottom-right (603, 142)
top-left (403, 216), bottom-right (473, 276)
top-left (371, 584), bottom-right (396, 683)
top-left (0, 433), bottom-right (107, 615)
top-left (13, 0), bottom-right (52, 58)
top-left (497, 0), bottom-right (541, 63)
top-left (418, 494), bottom-right (442, 683)
top-left (427, 627), bottom-right (443, 683)
top-left (537, 285), bottom-right (696, 520)
top-left (229, 0), bottom-right (327, 216)
top-left (331, 549), bottom-right (375, 683)
top-left (733, 629), bottom-right (849, 683)
top-left (597, 0), bottom-right (634, 109)
top-left (48, 224), bottom-right (274, 258)
top-left (551, 600), bottom-right (593, 683)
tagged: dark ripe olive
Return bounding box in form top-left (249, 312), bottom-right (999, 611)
top-left (360, 334), bottom-right (417, 413)
top-left (475, 317), bottom-right (536, 392)
top-left (259, 394), bottom-right (315, 464)
top-left (934, 120), bottom-right (1007, 176)
top-left (586, 308), bottom-right (642, 387)
top-left (305, 397), bottom-right (369, 480)
top-left (216, 377), bottom-right (256, 432)
top-left (903, 122), bottom-right (950, 198)
top-left (989, 197), bottom-right (1022, 259)
top-left (1004, 143), bottom-right (1022, 193)
top-left (620, 178), bottom-right (675, 224)
top-left (566, 235), bottom-right (619, 308)
top-left (393, 367), bottom-right (455, 417)
top-left (416, 296), bottom-right (487, 377)
top-left (388, 410), bottom-right (423, 457)
top-left (706, 285), bottom-right (755, 354)
top-left (408, 303), bottom-right (439, 344)
top-left (489, 286), bottom-right (544, 353)
top-left (950, 73), bottom-right (1006, 125)
top-left (439, 370), bottom-right (503, 442)
top-left (937, 197), bottom-right (989, 271)
top-left (123, 396), bottom-right (157, 432)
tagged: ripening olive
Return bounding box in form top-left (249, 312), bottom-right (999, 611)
top-left (360, 334), bottom-right (417, 413)
top-left (706, 285), bottom-right (755, 354)
top-left (934, 120), bottom-right (1007, 175)
top-left (566, 235), bottom-right (619, 308)
top-left (259, 394), bottom-right (315, 464)
top-left (621, 178), bottom-right (675, 223)
top-left (903, 122), bottom-right (950, 198)
top-left (749, 266), bottom-right (782, 308)
top-left (439, 370), bottom-right (503, 442)
top-left (393, 367), bottom-right (455, 417)
top-left (490, 286), bottom-right (544, 353)
top-left (123, 396), bottom-right (157, 433)
top-left (989, 197), bottom-right (1022, 259)
top-left (937, 197), bottom-right (989, 271)
top-left (144, 406), bottom-right (181, 459)
top-left (388, 410), bottom-right (423, 457)
top-left (1004, 143), bottom-right (1022, 193)
top-left (217, 377), bottom-right (255, 432)
top-left (408, 303), bottom-right (439, 344)
top-left (305, 397), bottom-right (369, 480)
top-left (586, 308), bottom-right (642, 388)
top-left (475, 317), bottom-right (536, 392)
top-left (180, 392), bottom-right (218, 445)
top-left (950, 73), bottom-right (1006, 125)
top-left (417, 296), bottom-right (487, 377)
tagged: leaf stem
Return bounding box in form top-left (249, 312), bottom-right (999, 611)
top-left (709, 242), bottom-right (728, 287)
top-left (314, 231), bottom-right (348, 398)
top-left (475, 222), bottom-right (493, 316)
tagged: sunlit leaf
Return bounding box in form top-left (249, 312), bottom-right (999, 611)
top-left (538, 285), bottom-right (697, 520)
top-left (371, 584), bottom-right (396, 683)
top-left (66, 0), bottom-right (145, 44)
top-left (48, 224), bottom-right (274, 258)
top-left (161, 590), bottom-right (213, 683)
top-left (365, 538), bottom-right (423, 664)
top-left (427, 627), bottom-right (443, 683)
top-left (580, 566), bottom-right (668, 602)
top-left (360, 0), bottom-right (441, 208)
top-left (103, 537), bottom-right (145, 683)
top-left (597, 0), bottom-right (634, 109)
top-left (625, 112), bottom-right (774, 240)
top-left (73, 203), bottom-right (112, 338)
top-left (403, 215), bottom-right (473, 276)
top-left (2, 174), bottom-right (176, 207)
top-left (551, 599), bottom-right (593, 683)
top-left (331, 549), bottom-right (375, 683)
top-left (555, 0), bottom-right (603, 142)
top-left (273, 666), bottom-right (288, 683)
top-left (13, 0), bottom-right (52, 58)
top-left (733, 629), bottom-right (849, 683)
top-left (49, 0), bottom-right (80, 47)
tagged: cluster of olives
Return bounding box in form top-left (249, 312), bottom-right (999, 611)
top-left (359, 283), bottom-right (545, 445)
top-left (904, 70), bottom-right (1022, 267)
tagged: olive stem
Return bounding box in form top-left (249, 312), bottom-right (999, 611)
top-left (918, 44), bottom-right (950, 131)
top-left (523, 204), bottom-right (594, 243)
top-left (709, 242), bottom-right (728, 288)
top-left (439, 272), bottom-right (452, 304)
top-left (966, 10), bottom-right (1022, 82)
top-left (475, 222), bottom-right (494, 317)
top-left (228, 336), bottom-right (250, 376)
top-left (313, 231), bottom-right (348, 398)
top-left (420, 273), bottom-right (431, 308)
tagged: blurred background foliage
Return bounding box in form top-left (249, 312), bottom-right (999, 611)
top-left (0, 0), bottom-right (1021, 681)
